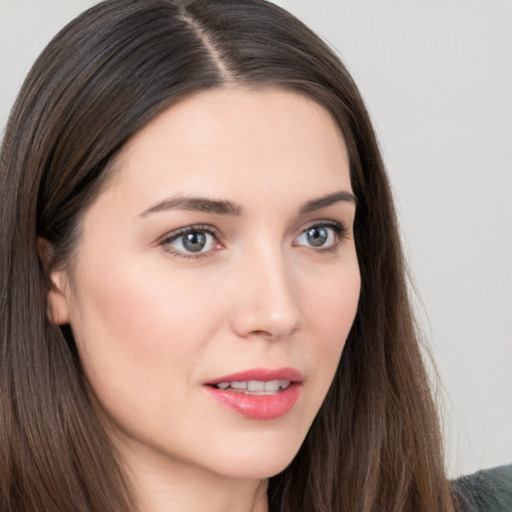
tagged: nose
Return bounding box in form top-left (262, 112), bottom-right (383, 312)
top-left (229, 246), bottom-right (302, 341)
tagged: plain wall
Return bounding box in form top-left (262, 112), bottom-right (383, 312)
top-left (1, 0), bottom-right (511, 478)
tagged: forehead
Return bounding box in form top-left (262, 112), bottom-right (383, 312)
top-left (96, 86), bottom-right (352, 215)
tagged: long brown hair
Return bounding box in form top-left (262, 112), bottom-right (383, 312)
top-left (0, 1), bottom-right (455, 511)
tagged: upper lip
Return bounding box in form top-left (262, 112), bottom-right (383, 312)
top-left (206, 367), bottom-right (303, 385)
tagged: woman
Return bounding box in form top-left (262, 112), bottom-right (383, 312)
top-left (0, 1), bottom-right (508, 511)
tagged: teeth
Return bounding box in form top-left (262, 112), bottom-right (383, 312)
top-left (248, 380), bottom-right (265, 392)
top-left (214, 379), bottom-right (292, 393)
top-left (264, 380), bottom-right (280, 392)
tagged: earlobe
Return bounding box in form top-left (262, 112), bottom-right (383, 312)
top-left (38, 237), bottom-right (71, 325)
top-left (48, 271), bottom-right (71, 325)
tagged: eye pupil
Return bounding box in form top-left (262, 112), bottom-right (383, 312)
top-left (183, 232), bottom-right (207, 252)
top-left (307, 226), bottom-right (328, 247)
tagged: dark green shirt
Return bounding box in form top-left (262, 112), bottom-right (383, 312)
top-left (453, 464), bottom-right (512, 512)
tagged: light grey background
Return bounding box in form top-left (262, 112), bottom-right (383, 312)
top-left (1, 0), bottom-right (511, 478)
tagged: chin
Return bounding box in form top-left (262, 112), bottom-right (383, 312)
top-left (204, 434), bottom-right (304, 481)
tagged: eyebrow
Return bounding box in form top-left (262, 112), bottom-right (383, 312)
top-left (139, 190), bottom-right (356, 218)
top-left (139, 196), bottom-right (243, 217)
top-left (298, 190), bottom-right (357, 213)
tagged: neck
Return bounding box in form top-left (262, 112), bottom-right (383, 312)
top-left (119, 441), bottom-right (269, 512)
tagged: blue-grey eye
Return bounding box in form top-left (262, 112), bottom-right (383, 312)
top-left (295, 225), bottom-right (336, 248)
top-left (168, 231), bottom-right (216, 253)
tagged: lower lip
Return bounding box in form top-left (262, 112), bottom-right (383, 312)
top-left (204, 383), bottom-right (302, 420)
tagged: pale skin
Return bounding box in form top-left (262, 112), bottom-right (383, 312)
top-left (48, 87), bottom-right (361, 512)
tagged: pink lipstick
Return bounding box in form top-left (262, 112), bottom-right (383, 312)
top-left (204, 367), bottom-right (303, 420)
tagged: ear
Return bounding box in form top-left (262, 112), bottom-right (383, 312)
top-left (38, 238), bottom-right (71, 325)
top-left (48, 270), bottom-right (71, 325)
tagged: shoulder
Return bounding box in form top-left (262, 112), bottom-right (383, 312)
top-left (452, 464), bottom-right (512, 512)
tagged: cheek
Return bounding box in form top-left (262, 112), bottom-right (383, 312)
top-left (301, 260), bottom-right (360, 386)
top-left (75, 256), bottom-right (212, 342)
top-left (67, 256), bottom-right (224, 409)
top-left (312, 263), bottom-right (361, 368)
top-left (306, 256), bottom-right (360, 335)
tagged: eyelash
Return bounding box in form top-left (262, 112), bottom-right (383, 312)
top-left (160, 220), bottom-right (349, 260)
top-left (161, 224), bottom-right (223, 260)
top-left (296, 220), bottom-right (349, 254)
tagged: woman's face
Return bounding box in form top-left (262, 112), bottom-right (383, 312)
top-left (51, 87), bottom-right (360, 482)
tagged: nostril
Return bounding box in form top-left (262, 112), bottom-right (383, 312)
top-left (251, 330), bottom-right (279, 340)
top-left (229, 277), bottom-right (301, 340)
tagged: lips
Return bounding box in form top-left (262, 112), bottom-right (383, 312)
top-left (204, 367), bottom-right (303, 420)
